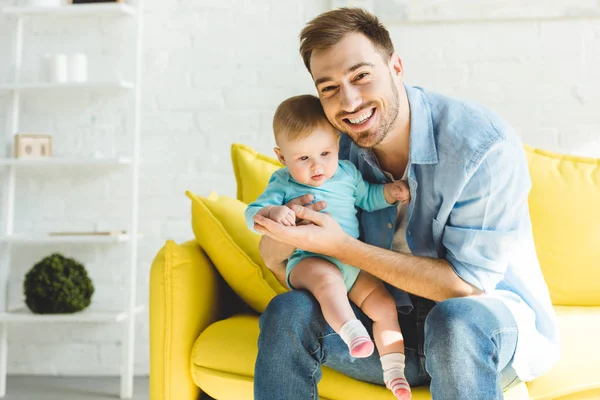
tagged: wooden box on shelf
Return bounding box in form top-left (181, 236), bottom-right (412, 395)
top-left (14, 133), bottom-right (52, 159)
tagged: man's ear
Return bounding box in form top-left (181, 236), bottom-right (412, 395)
top-left (273, 147), bottom-right (286, 165)
top-left (389, 53), bottom-right (404, 79)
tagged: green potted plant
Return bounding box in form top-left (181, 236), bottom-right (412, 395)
top-left (23, 253), bottom-right (94, 314)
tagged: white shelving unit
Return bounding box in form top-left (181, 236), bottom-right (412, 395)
top-left (1, 2), bottom-right (136, 17)
top-left (0, 232), bottom-right (143, 244)
top-left (0, 2), bottom-right (144, 399)
top-left (0, 156), bottom-right (132, 167)
top-left (0, 305), bottom-right (144, 323)
top-left (0, 80), bottom-right (134, 91)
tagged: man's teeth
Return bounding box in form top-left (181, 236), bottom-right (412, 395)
top-left (349, 109), bottom-right (373, 124)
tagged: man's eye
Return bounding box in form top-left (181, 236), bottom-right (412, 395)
top-left (321, 152), bottom-right (329, 156)
top-left (300, 156), bottom-right (308, 161)
top-left (321, 85), bottom-right (336, 93)
top-left (355, 72), bottom-right (368, 81)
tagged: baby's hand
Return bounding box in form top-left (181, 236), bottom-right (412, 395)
top-left (384, 181), bottom-right (411, 205)
top-left (268, 205), bottom-right (296, 226)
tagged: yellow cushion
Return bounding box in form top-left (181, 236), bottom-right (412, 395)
top-left (191, 315), bottom-right (530, 400)
top-left (526, 306), bottom-right (600, 399)
top-left (525, 146), bottom-right (600, 306)
top-left (231, 143), bottom-right (282, 204)
top-left (187, 191), bottom-right (287, 313)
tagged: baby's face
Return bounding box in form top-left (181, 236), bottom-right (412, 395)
top-left (277, 125), bottom-right (339, 187)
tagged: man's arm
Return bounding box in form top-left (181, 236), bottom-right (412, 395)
top-left (257, 208), bottom-right (479, 301)
top-left (336, 238), bottom-right (481, 301)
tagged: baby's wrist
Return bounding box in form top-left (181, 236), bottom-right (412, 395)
top-left (383, 184), bottom-right (396, 204)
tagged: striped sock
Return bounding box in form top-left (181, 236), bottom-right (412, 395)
top-left (381, 353), bottom-right (411, 400)
top-left (339, 319), bottom-right (374, 358)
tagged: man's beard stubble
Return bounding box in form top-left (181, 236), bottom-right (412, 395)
top-left (345, 73), bottom-right (401, 149)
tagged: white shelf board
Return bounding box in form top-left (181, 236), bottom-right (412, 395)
top-left (0, 80), bottom-right (134, 91)
top-left (1, 3), bottom-right (136, 17)
top-left (0, 156), bottom-right (132, 167)
top-left (0, 305), bottom-right (144, 323)
top-left (0, 232), bottom-right (142, 244)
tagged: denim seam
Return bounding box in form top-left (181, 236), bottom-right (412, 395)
top-left (489, 327), bottom-right (518, 396)
top-left (309, 345), bottom-right (320, 400)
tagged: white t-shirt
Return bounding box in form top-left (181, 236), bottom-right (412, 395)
top-left (383, 167), bottom-right (412, 255)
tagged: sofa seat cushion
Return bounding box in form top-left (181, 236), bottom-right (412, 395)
top-left (526, 306), bottom-right (600, 400)
top-left (191, 314), bottom-right (530, 400)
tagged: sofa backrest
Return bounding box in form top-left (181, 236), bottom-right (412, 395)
top-left (525, 146), bottom-right (600, 306)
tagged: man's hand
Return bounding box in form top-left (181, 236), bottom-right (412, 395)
top-left (384, 181), bottom-right (411, 205)
top-left (254, 204), bottom-right (350, 258)
top-left (256, 194), bottom-right (329, 288)
top-left (253, 194), bottom-right (327, 232)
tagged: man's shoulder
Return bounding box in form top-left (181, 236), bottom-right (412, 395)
top-left (418, 86), bottom-right (521, 170)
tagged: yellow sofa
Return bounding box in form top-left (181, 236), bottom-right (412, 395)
top-left (149, 144), bottom-right (600, 400)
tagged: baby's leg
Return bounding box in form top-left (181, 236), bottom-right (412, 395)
top-left (289, 257), bottom-right (374, 357)
top-left (349, 273), bottom-right (411, 400)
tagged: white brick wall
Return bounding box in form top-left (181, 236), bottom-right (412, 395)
top-left (0, 0), bottom-right (599, 376)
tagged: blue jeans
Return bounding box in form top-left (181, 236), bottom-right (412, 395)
top-left (254, 291), bottom-right (520, 400)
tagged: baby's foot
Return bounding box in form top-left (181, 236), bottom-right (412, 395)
top-left (387, 377), bottom-right (411, 400)
top-left (339, 320), bottom-right (374, 358)
top-left (382, 353), bottom-right (411, 399)
top-left (349, 337), bottom-right (374, 358)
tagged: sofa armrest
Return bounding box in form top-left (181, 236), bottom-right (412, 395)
top-left (149, 239), bottom-right (221, 400)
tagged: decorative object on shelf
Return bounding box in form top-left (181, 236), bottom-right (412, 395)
top-left (14, 133), bottom-right (52, 159)
top-left (23, 253), bottom-right (95, 314)
top-left (41, 53), bottom-right (68, 83)
top-left (27, 0), bottom-right (64, 7)
top-left (41, 53), bottom-right (88, 83)
top-left (67, 53), bottom-right (88, 82)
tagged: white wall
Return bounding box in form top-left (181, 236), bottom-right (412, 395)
top-left (0, 0), bottom-right (598, 376)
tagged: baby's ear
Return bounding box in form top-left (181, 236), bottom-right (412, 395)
top-left (273, 147), bottom-right (286, 165)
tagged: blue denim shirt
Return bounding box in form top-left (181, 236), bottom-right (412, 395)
top-left (340, 84), bottom-right (559, 381)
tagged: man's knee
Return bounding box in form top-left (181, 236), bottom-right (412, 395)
top-left (426, 297), bottom-right (480, 336)
top-left (424, 296), bottom-right (513, 355)
top-left (259, 290), bottom-right (322, 334)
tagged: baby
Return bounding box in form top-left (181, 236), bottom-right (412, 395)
top-left (245, 95), bottom-right (411, 399)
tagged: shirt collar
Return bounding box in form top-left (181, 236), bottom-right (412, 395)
top-left (405, 84), bottom-right (438, 165)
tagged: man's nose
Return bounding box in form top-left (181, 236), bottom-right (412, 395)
top-left (340, 83), bottom-right (362, 113)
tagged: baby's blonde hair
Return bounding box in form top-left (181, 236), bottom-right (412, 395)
top-left (273, 94), bottom-right (334, 144)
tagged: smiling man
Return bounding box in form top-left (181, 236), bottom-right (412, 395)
top-left (252, 8), bottom-right (559, 400)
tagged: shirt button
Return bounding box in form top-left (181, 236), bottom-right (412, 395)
top-left (387, 223), bottom-right (393, 229)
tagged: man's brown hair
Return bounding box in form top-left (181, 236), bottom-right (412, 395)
top-left (299, 8), bottom-right (394, 73)
top-left (273, 95), bottom-right (333, 143)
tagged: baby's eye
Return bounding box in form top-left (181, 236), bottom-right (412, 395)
top-left (321, 152), bottom-right (329, 156)
top-left (300, 156), bottom-right (308, 161)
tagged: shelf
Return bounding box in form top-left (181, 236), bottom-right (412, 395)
top-left (0, 80), bottom-right (134, 91)
top-left (0, 305), bottom-right (144, 323)
top-left (0, 156), bottom-right (132, 167)
top-left (1, 3), bottom-right (136, 17)
top-left (0, 232), bottom-right (142, 244)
